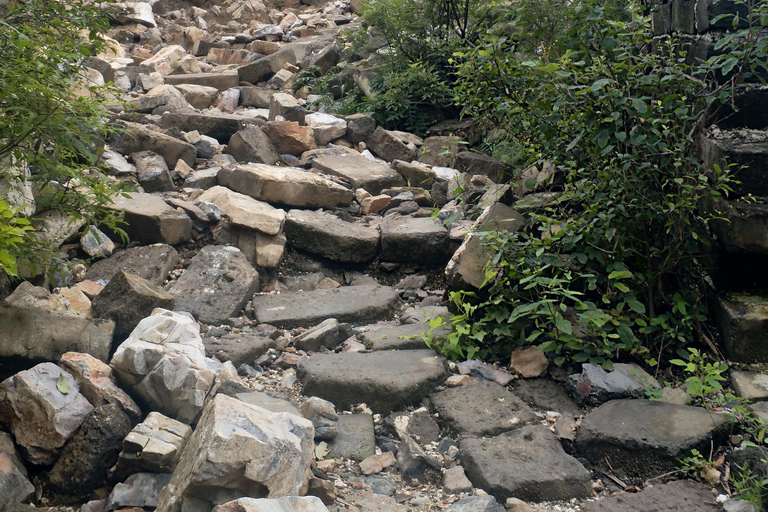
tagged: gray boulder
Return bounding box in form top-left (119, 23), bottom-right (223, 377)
top-left (380, 216), bottom-right (451, 264)
top-left (0, 432), bottom-right (34, 505)
top-left (155, 394), bottom-right (314, 512)
top-left (446, 496), bottom-right (504, 512)
top-left (312, 153), bottom-right (405, 195)
top-left (203, 332), bottom-right (276, 367)
top-left (325, 414), bottom-right (375, 461)
top-left (107, 193), bottom-right (192, 246)
top-left (0, 363), bottom-right (94, 465)
top-left (566, 363), bottom-right (661, 405)
top-left (224, 125), bottom-right (280, 165)
top-left (170, 246), bottom-right (259, 325)
top-left (133, 150), bottom-right (176, 192)
top-left (367, 127), bottom-right (417, 163)
top-left (197, 186), bottom-right (285, 235)
top-left (213, 496), bottom-right (330, 512)
top-left (284, 209), bottom-right (379, 263)
top-left (85, 244), bottom-right (180, 286)
top-left (581, 479), bottom-right (721, 512)
top-left (106, 473), bottom-right (172, 512)
top-left (110, 121), bottom-right (196, 169)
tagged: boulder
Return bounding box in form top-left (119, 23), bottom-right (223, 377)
top-left (268, 92), bottom-right (305, 123)
top-left (380, 216), bottom-right (451, 264)
top-left (48, 405), bottom-right (131, 498)
top-left (580, 479), bottom-right (721, 512)
top-left (715, 292), bottom-right (768, 362)
top-left (140, 45), bottom-right (188, 75)
top-left (92, 271), bottom-right (176, 339)
top-left (110, 309), bottom-right (216, 424)
top-left (430, 381), bottom-right (536, 437)
top-left (566, 363), bottom-right (661, 405)
top-left (197, 186), bottom-right (285, 235)
top-left (0, 363), bottom-right (94, 465)
top-left (164, 72), bottom-right (240, 92)
top-left (235, 229), bottom-right (286, 268)
top-left (455, 152), bottom-right (509, 183)
top-left (732, 370), bottom-right (768, 400)
top-left (86, 244), bottom-right (180, 286)
top-left (575, 399), bottom-right (728, 480)
top-left (446, 496), bottom-right (504, 512)
top-left (251, 285), bottom-right (401, 328)
top-left (298, 349), bottom-right (449, 413)
top-left (203, 332), bottom-right (276, 368)
top-left (299, 396), bottom-right (338, 441)
top-left (359, 322), bottom-right (447, 351)
top-left (294, 319), bottom-right (346, 352)
top-left (110, 121), bottom-right (196, 169)
top-left (262, 121), bottom-right (316, 155)
top-left (284, 209), bottom-right (379, 263)
top-left (106, 472), bottom-right (172, 512)
top-left (218, 164), bottom-right (353, 209)
top-left (312, 153), bottom-right (405, 194)
top-left (161, 111), bottom-right (247, 144)
top-left (225, 125), bottom-right (280, 165)
top-left (107, 193), bottom-right (193, 246)
top-left (81, 225), bottom-right (116, 259)
top-left (305, 113), bottom-right (346, 145)
top-left (345, 113), bottom-right (376, 143)
top-left (213, 497), bottom-right (329, 512)
top-left (0, 432), bottom-right (34, 505)
top-left (461, 426), bottom-right (592, 502)
top-left (325, 414), bottom-right (375, 461)
top-left (174, 84), bottom-right (220, 109)
top-left (59, 352), bottom-right (141, 423)
top-left (418, 136), bottom-right (462, 168)
top-left (367, 127), bottom-right (417, 163)
top-left (155, 394), bottom-right (314, 512)
top-left (508, 346), bottom-right (549, 378)
top-left (170, 246), bottom-right (259, 325)
top-left (392, 160), bottom-right (437, 189)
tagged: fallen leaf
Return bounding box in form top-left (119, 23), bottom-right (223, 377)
top-left (56, 373), bottom-right (70, 395)
top-left (315, 441), bottom-right (328, 460)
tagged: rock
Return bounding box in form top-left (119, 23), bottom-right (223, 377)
top-left (0, 363), bottom-right (94, 465)
top-left (575, 399), bottom-right (728, 480)
top-left (219, 163), bottom-right (353, 209)
top-left (110, 309), bottom-right (216, 424)
top-left (107, 193), bottom-right (192, 246)
top-left (345, 113), bottom-right (377, 143)
top-left (510, 379), bottom-right (580, 416)
top-left (155, 394), bottom-right (314, 512)
top-left (456, 359), bottom-right (515, 386)
top-left (305, 113), bottom-right (347, 145)
top-left (306, 478), bottom-right (336, 505)
top-left (48, 405), bottom-right (131, 498)
top-left (0, 303), bottom-right (114, 363)
top-left (359, 322), bottom-right (447, 351)
top-left (212, 496), bottom-right (330, 512)
top-left (106, 473), bottom-right (172, 512)
top-left (110, 412), bottom-right (191, 479)
top-left (325, 414), bottom-right (375, 461)
top-left (430, 381), bottom-right (536, 437)
top-left (262, 121), bottom-right (316, 155)
top-left (312, 153), bottom-right (405, 195)
top-left (300, 396), bottom-right (338, 440)
top-left (81, 226), bottom-right (116, 259)
top-left (723, 500), bottom-right (760, 512)
top-left (140, 45), bottom-right (188, 75)
top-left (580, 479), bottom-right (720, 512)
top-left (59, 352), bottom-right (141, 423)
top-left (514, 161), bottom-right (563, 196)
top-left (251, 285), bottom-right (401, 329)
top-left (442, 466), bottom-right (473, 495)
top-left (169, 246), bottom-right (259, 325)
top-left (446, 203), bottom-right (525, 291)
top-left (197, 186), bottom-right (285, 235)
top-left (92, 271), bottom-right (175, 339)
top-left (235, 229), bottom-right (287, 268)
top-left (308, 43), bottom-right (341, 75)
top-left (360, 452), bottom-right (396, 475)
top-left (110, 121), bottom-right (196, 169)
top-left (731, 370), bottom-right (768, 400)
top-left (165, 71), bottom-right (240, 92)
top-left (418, 136), bottom-right (462, 168)
top-left (0, 432), bottom-right (34, 505)
top-left (284, 209), bottom-right (379, 263)
top-left (508, 347), bottom-right (549, 378)
top-left (340, 490), bottom-right (407, 512)
top-left (235, 391), bottom-right (300, 416)
top-left (269, 92), bottom-right (306, 123)
top-left (85, 244), bottom-right (180, 286)
top-left (175, 84), bottom-right (220, 109)
top-left (185, 167), bottom-right (220, 189)
top-left (225, 124), bottom-right (280, 165)
top-left (366, 127), bottom-right (417, 163)
top-left (161, 111), bottom-right (247, 144)
top-left (380, 216), bottom-right (450, 264)
top-left (446, 496), bottom-right (504, 512)
top-left (715, 292), bottom-right (768, 362)
top-left (461, 425), bottom-right (592, 502)
top-left (386, 409), bottom-right (441, 444)
top-left (295, 319), bottom-right (346, 352)
top-left (566, 363), bottom-right (661, 405)
top-left (397, 434), bottom-right (442, 481)
top-left (203, 332), bottom-right (275, 367)
top-left (298, 349), bottom-right (448, 413)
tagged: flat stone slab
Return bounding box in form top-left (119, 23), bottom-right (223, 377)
top-left (326, 414), bottom-right (375, 461)
top-left (510, 379), bottom-right (580, 416)
top-left (460, 425), bottom-right (592, 502)
top-left (285, 209), bottom-right (379, 263)
top-left (379, 217), bottom-right (451, 264)
top-left (108, 193), bottom-right (192, 246)
top-left (160, 111), bottom-right (248, 144)
top-left (732, 370), bottom-right (768, 401)
top-left (85, 244), bottom-right (180, 286)
top-left (220, 164), bottom-right (353, 209)
top-left (197, 186), bottom-right (285, 236)
top-left (359, 322), bottom-right (449, 351)
top-left (581, 479), bottom-right (720, 512)
top-left (163, 71), bottom-right (240, 92)
top-left (298, 349), bottom-right (449, 413)
top-left (430, 381), bottom-right (536, 437)
top-left (203, 332), bottom-right (275, 367)
top-left (311, 153), bottom-right (404, 195)
top-left (251, 285), bottom-right (401, 328)
top-left (575, 399), bottom-right (728, 480)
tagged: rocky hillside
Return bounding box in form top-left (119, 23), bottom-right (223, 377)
top-left (0, 0), bottom-right (764, 510)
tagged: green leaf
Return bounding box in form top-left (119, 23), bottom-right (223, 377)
top-left (590, 78), bottom-right (610, 93)
top-left (613, 282), bottom-right (630, 292)
top-left (56, 373), bottom-right (70, 394)
top-left (554, 317), bottom-right (572, 335)
top-left (721, 57), bottom-right (739, 75)
top-left (631, 97), bottom-right (647, 113)
top-left (608, 270), bottom-right (632, 280)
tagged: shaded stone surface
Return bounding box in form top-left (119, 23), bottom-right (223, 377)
top-left (170, 246), bottom-right (259, 325)
top-left (575, 399), bottom-right (728, 480)
top-left (359, 322), bottom-right (447, 351)
top-left (379, 217), bottom-right (451, 264)
top-left (326, 414), bottom-right (375, 461)
top-left (155, 394), bottom-right (314, 512)
top-left (0, 363), bottom-right (94, 465)
top-left (430, 381), bottom-right (536, 437)
top-left (284, 209), bottom-right (379, 263)
top-left (298, 349), bottom-right (448, 413)
top-left (580, 479), bottom-right (720, 512)
top-left (251, 285), bottom-right (400, 329)
top-left (108, 193), bottom-right (192, 246)
top-left (110, 121), bottom-right (196, 169)
top-left (106, 472), bottom-right (172, 512)
top-left (312, 153), bottom-right (404, 195)
top-left (510, 379), bottom-right (580, 416)
top-left (461, 426), bottom-right (592, 502)
top-left (715, 292), bottom-right (768, 362)
top-left (732, 370), bottom-right (768, 400)
top-left (0, 432), bottom-right (34, 505)
top-left (203, 332), bottom-right (276, 367)
top-left (85, 244), bottom-right (180, 286)
top-left (225, 125), bottom-right (280, 165)
top-left (446, 496), bottom-right (504, 512)
top-left (197, 186), bottom-right (285, 236)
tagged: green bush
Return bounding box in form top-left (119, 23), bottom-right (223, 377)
top-left (0, 0), bottom-right (129, 278)
top-left (427, 0), bottom-right (758, 366)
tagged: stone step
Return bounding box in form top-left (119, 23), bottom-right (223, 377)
top-left (581, 479), bottom-right (720, 512)
top-left (714, 292), bottom-right (768, 362)
top-left (284, 209), bottom-right (380, 263)
top-left (311, 153), bottom-right (405, 195)
top-left (700, 129), bottom-right (768, 197)
top-left (163, 71), bottom-right (240, 92)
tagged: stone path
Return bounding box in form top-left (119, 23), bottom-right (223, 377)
top-left (0, 0), bottom-right (761, 509)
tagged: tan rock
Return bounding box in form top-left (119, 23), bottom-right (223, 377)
top-left (508, 346), bottom-right (549, 378)
top-left (359, 194), bottom-right (391, 215)
top-left (359, 451), bottom-right (396, 475)
top-left (197, 186), bottom-right (285, 235)
top-left (262, 121), bottom-right (316, 155)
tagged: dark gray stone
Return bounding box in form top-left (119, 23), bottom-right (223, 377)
top-left (170, 246), bottom-right (259, 325)
top-left (345, 113), bottom-right (377, 143)
top-left (575, 399), bottom-right (728, 480)
top-left (203, 332), bottom-right (275, 367)
top-left (161, 111), bottom-right (246, 144)
top-left (105, 472), bottom-right (172, 512)
top-left (251, 285), bottom-right (401, 329)
top-left (132, 150), bottom-right (175, 192)
top-left (397, 435), bottom-right (442, 482)
top-left (326, 414), bottom-right (375, 461)
top-left (85, 244), bottom-right (180, 286)
top-left (224, 125), bottom-right (280, 165)
top-left (285, 209), bottom-right (380, 263)
top-left (295, 319), bottom-right (347, 352)
top-left (107, 193), bottom-right (192, 246)
top-left (298, 349), bottom-right (449, 413)
top-left (48, 405), bottom-right (132, 498)
top-left (367, 127), bottom-right (417, 163)
top-left (91, 271), bottom-right (175, 339)
top-left (359, 322), bottom-right (447, 351)
top-left (510, 379), bottom-right (580, 416)
top-left (581, 479), bottom-right (720, 512)
top-left (386, 409), bottom-right (441, 444)
top-left (380, 217), bottom-right (450, 264)
top-left (0, 432), bottom-right (34, 505)
top-left (455, 152), bottom-right (508, 183)
top-left (446, 496), bottom-right (504, 512)
top-left (430, 381), bottom-right (536, 437)
top-left (566, 363), bottom-right (660, 405)
top-left (110, 121), bottom-right (196, 169)
top-left (715, 292), bottom-right (768, 363)
top-left (461, 426), bottom-right (592, 502)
